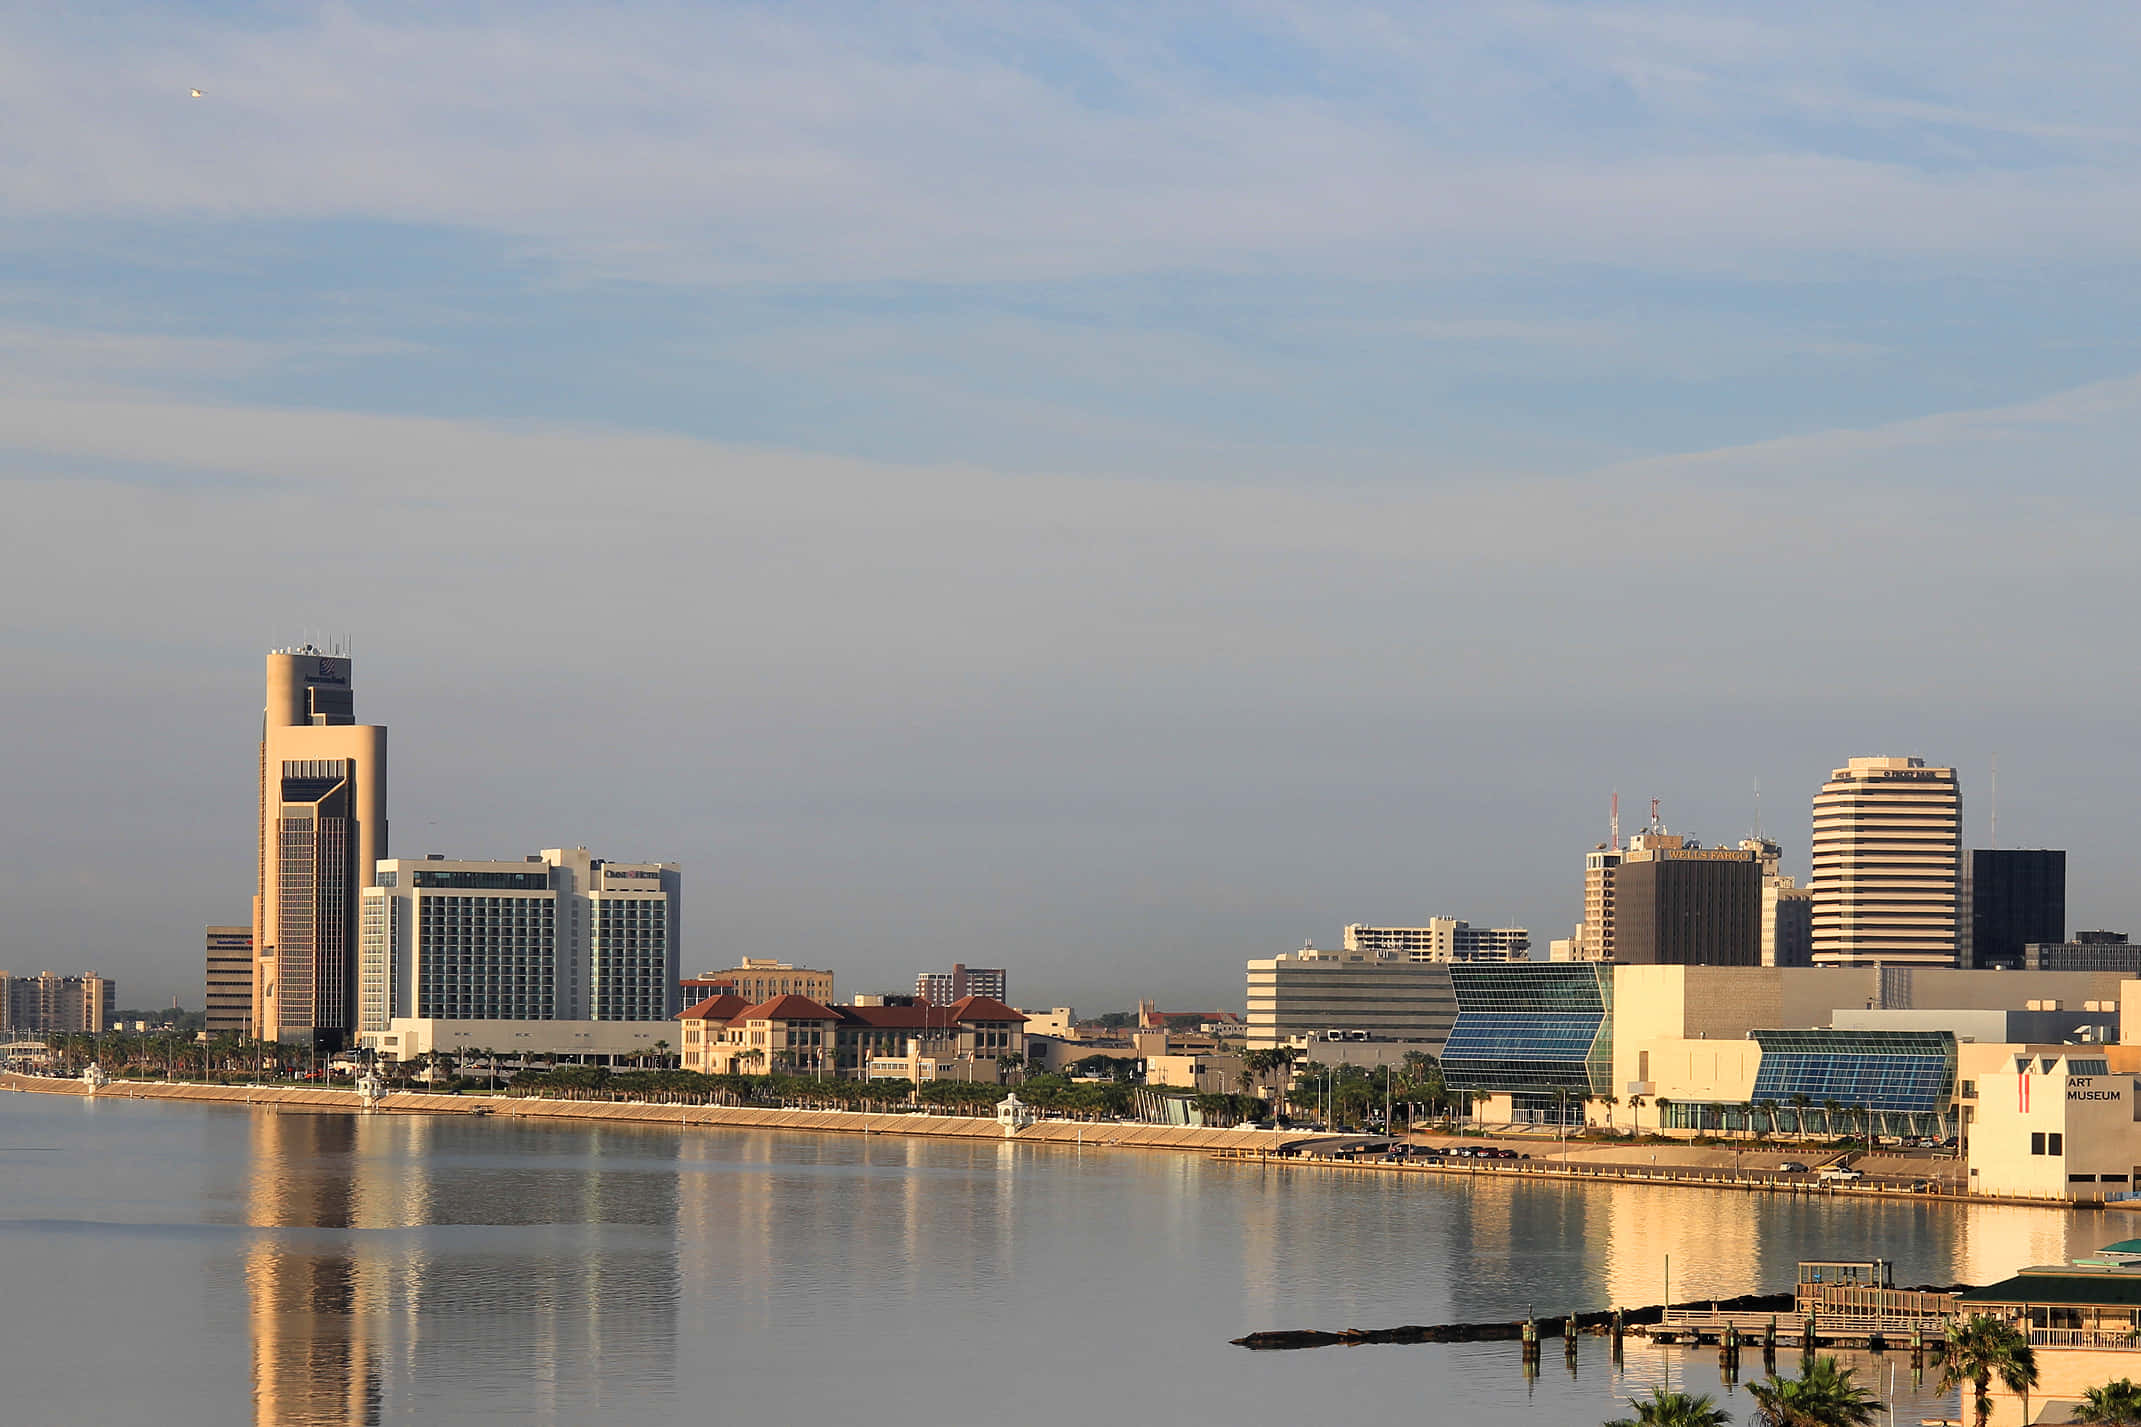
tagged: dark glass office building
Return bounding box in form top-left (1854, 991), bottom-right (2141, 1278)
top-left (1614, 855), bottom-right (1760, 965)
top-left (1967, 849), bottom-right (2065, 970)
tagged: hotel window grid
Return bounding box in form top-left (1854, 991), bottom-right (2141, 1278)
top-left (413, 892), bottom-right (559, 1021)
top-left (590, 896), bottom-right (669, 1021)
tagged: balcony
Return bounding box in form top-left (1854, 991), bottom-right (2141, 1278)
top-left (2029, 1328), bottom-right (2141, 1350)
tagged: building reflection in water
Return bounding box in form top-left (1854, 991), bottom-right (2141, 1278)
top-left (244, 1113), bottom-right (380, 1427)
top-left (242, 1111), bottom-right (681, 1427)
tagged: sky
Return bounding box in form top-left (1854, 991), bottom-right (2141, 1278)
top-left (5, 2), bottom-right (2141, 1011)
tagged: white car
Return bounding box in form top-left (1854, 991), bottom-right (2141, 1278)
top-left (1817, 1165), bottom-right (1864, 1182)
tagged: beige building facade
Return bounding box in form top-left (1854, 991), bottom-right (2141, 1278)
top-left (681, 959), bottom-right (832, 1005)
top-left (1245, 944), bottom-right (1456, 1053)
top-left (1964, 1045), bottom-right (2141, 1202)
top-left (678, 992), bottom-right (1027, 1081)
top-left (1811, 755), bottom-right (1962, 967)
top-left (1342, 922), bottom-right (1530, 961)
top-left (1145, 1052), bottom-right (1250, 1094)
top-left (362, 1016), bottom-right (673, 1064)
top-left (254, 648), bottom-right (387, 1047)
top-left (205, 926), bottom-right (253, 1036)
top-left (0, 971), bottom-right (115, 1033)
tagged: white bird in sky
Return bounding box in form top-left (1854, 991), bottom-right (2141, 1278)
top-left (189, 88), bottom-right (203, 99)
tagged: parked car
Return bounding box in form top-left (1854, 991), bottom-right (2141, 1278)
top-left (1818, 1166), bottom-right (1864, 1182)
top-left (1778, 1161), bottom-right (1810, 1173)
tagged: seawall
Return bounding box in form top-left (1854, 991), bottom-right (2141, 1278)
top-left (0, 1073), bottom-right (1338, 1154)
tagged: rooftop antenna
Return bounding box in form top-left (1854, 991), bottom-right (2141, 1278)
top-left (1610, 791), bottom-right (1620, 850)
top-left (1649, 796), bottom-right (1664, 836)
top-left (1990, 752), bottom-right (1998, 849)
top-left (1753, 777), bottom-right (1762, 840)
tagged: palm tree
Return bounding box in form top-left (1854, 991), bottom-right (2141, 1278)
top-left (1941, 1314), bottom-right (2040, 1427)
top-left (1654, 1097), bottom-right (1674, 1135)
top-left (1606, 1388), bottom-right (1731, 1427)
top-left (1600, 1093), bottom-right (1619, 1132)
top-left (1628, 1095), bottom-right (1646, 1137)
top-left (2072, 1378), bottom-right (2141, 1425)
top-left (1749, 1355), bottom-right (1880, 1427)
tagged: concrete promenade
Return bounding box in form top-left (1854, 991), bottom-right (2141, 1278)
top-left (0, 1072), bottom-right (1342, 1154)
top-left (1216, 1140), bottom-right (2118, 1209)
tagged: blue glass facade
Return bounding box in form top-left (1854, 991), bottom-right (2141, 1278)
top-left (1442, 964), bottom-right (1613, 1097)
top-left (1747, 1029), bottom-right (1957, 1113)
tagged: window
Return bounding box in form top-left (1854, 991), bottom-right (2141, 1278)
top-left (2032, 1132), bottom-right (2047, 1155)
top-left (2051, 1133), bottom-right (2065, 1155)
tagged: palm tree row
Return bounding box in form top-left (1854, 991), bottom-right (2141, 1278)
top-left (1604, 1355), bottom-right (1880, 1427)
top-left (503, 1064), bottom-right (1140, 1118)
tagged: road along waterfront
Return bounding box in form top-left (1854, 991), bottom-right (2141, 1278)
top-left (0, 1071), bottom-right (1349, 1153)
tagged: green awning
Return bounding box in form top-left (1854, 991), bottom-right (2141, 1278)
top-left (1959, 1273), bottom-right (2141, 1309)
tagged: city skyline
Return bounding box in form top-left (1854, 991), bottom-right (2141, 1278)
top-left (9, 4), bottom-right (2141, 1010)
top-left (13, 629), bottom-right (2124, 1007)
top-left (86, 640), bottom-right (2140, 1011)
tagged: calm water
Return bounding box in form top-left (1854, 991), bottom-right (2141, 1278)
top-left (0, 1094), bottom-right (2112, 1425)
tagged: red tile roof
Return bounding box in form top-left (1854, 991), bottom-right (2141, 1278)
top-left (676, 994), bottom-right (748, 1022)
top-left (734, 994), bottom-right (838, 1022)
top-left (944, 995), bottom-right (1026, 1023)
top-left (836, 1004), bottom-right (940, 1029)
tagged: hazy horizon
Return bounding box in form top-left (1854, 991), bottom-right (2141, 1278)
top-left (6, 3), bottom-right (2141, 1010)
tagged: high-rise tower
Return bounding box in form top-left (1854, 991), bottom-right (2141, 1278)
top-left (254, 648), bottom-right (387, 1047)
top-left (1810, 755), bottom-right (1960, 967)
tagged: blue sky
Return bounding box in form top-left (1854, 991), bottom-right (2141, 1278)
top-left (6, 2), bottom-right (2141, 1005)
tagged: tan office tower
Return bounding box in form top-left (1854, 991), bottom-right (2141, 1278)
top-left (253, 648), bottom-right (387, 1048)
top-left (204, 926), bottom-right (254, 1036)
top-left (1578, 845), bottom-right (1622, 961)
top-left (1810, 756), bottom-right (1961, 968)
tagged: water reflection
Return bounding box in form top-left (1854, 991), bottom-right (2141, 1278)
top-left (245, 1113), bottom-right (378, 1427)
top-left (241, 1113), bottom-right (681, 1427)
top-left (14, 1093), bottom-right (2141, 1427)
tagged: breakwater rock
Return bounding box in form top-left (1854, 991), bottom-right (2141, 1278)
top-left (1231, 1292), bottom-right (1798, 1350)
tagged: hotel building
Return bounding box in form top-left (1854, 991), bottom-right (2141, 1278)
top-left (1343, 921), bottom-right (1530, 962)
top-left (1810, 755), bottom-right (1962, 967)
top-left (915, 964), bottom-right (1006, 1004)
top-left (254, 648), bottom-right (387, 1048)
top-left (357, 848), bottom-right (681, 1040)
top-left (0, 971), bottom-right (115, 1033)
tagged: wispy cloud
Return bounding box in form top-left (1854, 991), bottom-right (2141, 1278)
top-left (5, 3), bottom-right (2141, 284)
